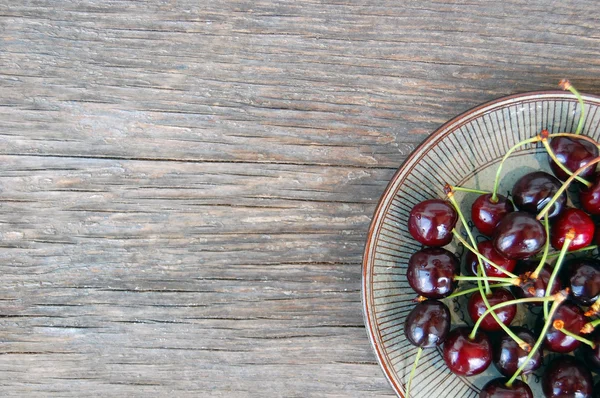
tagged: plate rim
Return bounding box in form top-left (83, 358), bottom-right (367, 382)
top-left (361, 89), bottom-right (600, 398)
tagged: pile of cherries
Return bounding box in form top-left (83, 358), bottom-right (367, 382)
top-left (403, 81), bottom-right (600, 398)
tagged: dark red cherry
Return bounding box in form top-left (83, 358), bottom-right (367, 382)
top-left (471, 193), bottom-right (514, 236)
top-left (581, 328), bottom-right (600, 372)
top-left (542, 356), bottom-right (593, 398)
top-left (513, 262), bottom-right (562, 303)
top-left (493, 212), bottom-right (547, 260)
top-left (549, 135), bottom-right (599, 181)
top-left (467, 288), bottom-right (516, 332)
top-left (465, 240), bottom-right (517, 277)
top-left (479, 378), bottom-right (533, 398)
top-left (511, 171), bottom-right (567, 218)
top-left (406, 248), bottom-right (460, 298)
top-left (580, 173), bottom-right (600, 215)
top-left (493, 327), bottom-right (542, 377)
top-left (542, 302), bottom-right (586, 353)
top-left (442, 326), bottom-right (492, 376)
top-left (404, 300), bottom-right (451, 348)
top-left (564, 257), bottom-right (600, 306)
top-left (551, 208), bottom-right (595, 251)
top-left (408, 199), bottom-right (457, 246)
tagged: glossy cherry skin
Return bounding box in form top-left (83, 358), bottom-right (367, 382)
top-left (493, 327), bottom-right (542, 377)
top-left (549, 135), bottom-right (599, 181)
top-left (511, 171), bottom-right (566, 218)
top-left (404, 300), bottom-right (451, 348)
top-left (492, 212), bottom-right (547, 260)
top-left (542, 302), bottom-right (586, 353)
top-left (443, 327), bottom-right (492, 376)
top-left (465, 240), bottom-right (517, 278)
top-left (564, 257), bottom-right (600, 306)
top-left (580, 173), bottom-right (600, 215)
top-left (513, 262), bottom-right (562, 303)
top-left (467, 288), bottom-right (516, 332)
top-left (542, 356), bottom-right (593, 398)
top-left (471, 193), bottom-right (514, 236)
top-left (408, 199), bottom-right (457, 246)
top-left (406, 248), bottom-right (460, 298)
top-left (551, 208), bottom-right (595, 251)
top-left (479, 378), bottom-right (533, 398)
top-left (582, 328), bottom-right (600, 372)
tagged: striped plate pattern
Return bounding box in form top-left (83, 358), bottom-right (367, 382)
top-left (362, 91), bottom-right (600, 398)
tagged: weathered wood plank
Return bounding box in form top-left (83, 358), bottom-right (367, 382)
top-left (1, 0), bottom-right (600, 396)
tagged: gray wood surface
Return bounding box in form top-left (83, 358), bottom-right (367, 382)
top-left (0, 1), bottom-right (599, 396)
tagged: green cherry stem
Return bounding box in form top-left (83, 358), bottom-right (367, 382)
top-left (581, 318), bottom-right (600, 334)
top-left (505, 291), bottom-right (568, 388)
top-left (449, 185), bottom-right (490, 195)
top-left (468, 293), bottom-right (561, 344)
top-left (531, 213), bottom-right (550, 279)
top-left (541, 134), bottom-right (591, 187)
top-left (544, 231), bottom-right (573, 319)
top-left (538, 244), bottom-right (598, 260)
top-left (451, 230), bottom-right (518, 278)
top-left (445, 283), bottom-right (514, 299)
top-left (454, 275), bottom-right (519, 284)
top-left (446, 188), bottom-right (491, 295)
top-left (537, 155), bottom-right (600, 220)
top-left (491, 135), bottom-right (542, 203)
top-left (553, 320), bottom-right (596, 348)
top-left (405, 346), bottom-right (423, 398)
top-left (559, 79), bottom-right (585, 136)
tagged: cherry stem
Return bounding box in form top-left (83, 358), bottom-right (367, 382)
top-left (451, 230), bottom-right (518, 278)
top-left (585, 296), bottom-right (600, 317)
top-left (405, 346), bottom-right (423, 398)
top-left (549, 133), bottom-right (600, 149)
top-left (446, 190), bottom-right (491, 295)
top-left (449, 185), bottom-right (490, 195)
top-left (544, 234), bottom-right (573, 319)
top-left (469, 293), bottom-right (563, 342)
top-left (537, 155), bottom-right (600, 220)
top-left (539, 244), bottom-right (597, 260)
top-left (581, 318), bottom-right (600, 334)
top-left (455, 275), bottom-right (519, 284)
top-left (553, 320), bottom-right (596, 348)
top-left (541, 137), bottom-right (592, 187)
top-left (559, 79), bottom-right (585, 135)
top-left (505, 293), bottom-right (567, 387)
top-left (531, 213), bottom-right (550, 279)
top-left (445, 283), bottom-right (514, 299)
top-left (491, 136), bottom-right (541, 202)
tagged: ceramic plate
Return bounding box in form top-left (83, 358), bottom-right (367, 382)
top-left (362, 91), bottom-right (600, 397)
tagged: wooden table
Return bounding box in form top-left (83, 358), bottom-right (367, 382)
top-left (1, 1), bottom-right (599, 396)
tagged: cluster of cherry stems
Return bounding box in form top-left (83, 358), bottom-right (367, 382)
top-left (403, 81), bottom-right (600, 398)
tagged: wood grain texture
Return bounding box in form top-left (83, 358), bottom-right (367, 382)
top-left (0, 0), bottom-right (599, 396)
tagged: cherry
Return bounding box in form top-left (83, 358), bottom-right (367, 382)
top-left (551, 208), bottom-right (595, 251)
top-left (406, 248), bottom-right (459, 298)
top-left (511, 171), bottom-right (567, 218)
top-left (493, 327), bottom-right (541, 378)
top-left (442, 326), bottom-right (491, 376)
top-left (580, 173), bottom-right (600, 215)
top-left (563, 257), bottom-right (600, 306)
top-left (467, 288), bottom-right (516, 332)
top-left (479, 378), bottom-right (533, 398)
top-left (408, 199), bottom-right (457, 246)
top-left (404, 300), bottom-right (451, 348)
top-left (471, 193), bottom-right (514, 236)
top-left (549, 135), bottom-right (599, 181)
top-left (513, 262), bottom-right (562, 302)
top-left (542, 356), bottom-right (593, 398)
top-left (581, 328), bottom-right (600, 372)
top-left (465, 240), bottom-right (516, 277)
top-left (492, 212), bottom-right (547, 260)
top-left (542, 301), bottom-right (586, 353)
